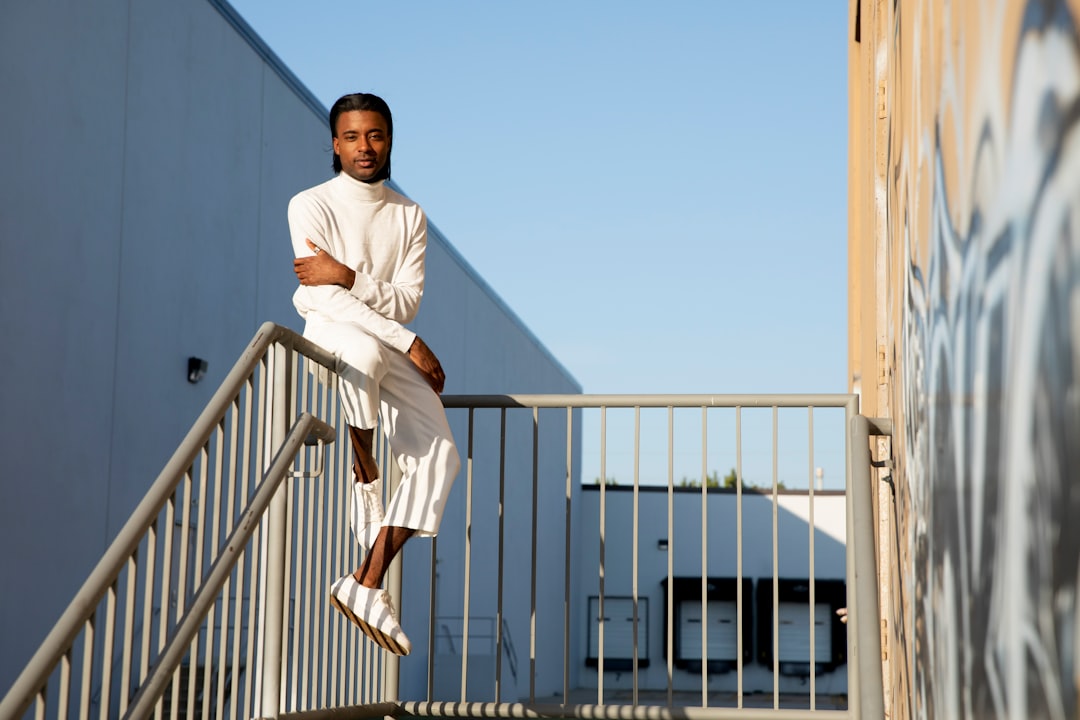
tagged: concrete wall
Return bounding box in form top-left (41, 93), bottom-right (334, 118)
top-left (849, 0), bottom-right (1080, 717)
top-left (0, 0), bottom-right (578, 696)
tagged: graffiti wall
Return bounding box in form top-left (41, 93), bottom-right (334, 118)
top-left (850, 0), bottom-right (1080, 718)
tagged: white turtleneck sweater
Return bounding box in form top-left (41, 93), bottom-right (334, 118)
top-left (288, 173), bottom-right (427, 353)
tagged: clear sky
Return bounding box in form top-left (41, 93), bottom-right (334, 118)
top-left (228, 1), bottom-right (851, 487)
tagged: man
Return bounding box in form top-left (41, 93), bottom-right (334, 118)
top-left (289, 92), bottom-right (460, 656)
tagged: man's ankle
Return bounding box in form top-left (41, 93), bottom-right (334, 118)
top-left (353, 570), bottom-right (380, 588)
top-left (353, 459), bottom-right (380, 484)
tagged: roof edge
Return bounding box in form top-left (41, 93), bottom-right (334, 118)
top-left (208, 0), bottom-right (328, 121)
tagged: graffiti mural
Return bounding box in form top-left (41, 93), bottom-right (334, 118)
top-left (894, 1), bottom-right (1080, 718)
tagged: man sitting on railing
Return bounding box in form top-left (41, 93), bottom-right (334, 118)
top-left (288, 92), bottom-right (461, 656)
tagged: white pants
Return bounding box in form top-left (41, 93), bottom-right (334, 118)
top-left (304, 317), bottom-right (459, 537)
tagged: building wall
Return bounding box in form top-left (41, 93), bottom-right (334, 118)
top-left (849, 0), bottom-right (1080, 717)
top-left (577, 487), bottom-right (849, 697)
top-left (0, 0), bottom-right (578, 696)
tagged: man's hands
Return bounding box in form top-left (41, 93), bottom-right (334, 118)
top-left (407, 336), bottom-right (446, 394)
top-left (295, 239), bottom-right (444, 393)
top-left (294, 239), bottom-right (356, 288)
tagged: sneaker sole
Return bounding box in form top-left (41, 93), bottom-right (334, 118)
top-left (329, 594), bottom-right (410, 656)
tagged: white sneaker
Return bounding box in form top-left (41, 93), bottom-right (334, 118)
top-left (329, 574), bottom-right (411, 656)
top-left (350, 478), bottom-right (384, 550)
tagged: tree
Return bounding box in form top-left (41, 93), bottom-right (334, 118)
top-left (678, 470), bottom-right (723, 488)
top-left (678, 468), bottom-right (785, 490)
top-left (721, 468), bottom-right (787, 490)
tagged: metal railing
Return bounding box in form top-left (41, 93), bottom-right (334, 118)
top-left (390, 395), bottom-right (884, 720)
top-left (0, 324), bottom-right (886, 720)
top-left (0, 323), bottom-right (376, 720)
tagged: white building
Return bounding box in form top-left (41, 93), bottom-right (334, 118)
top-left (577, 486), bottom-right (848, 698)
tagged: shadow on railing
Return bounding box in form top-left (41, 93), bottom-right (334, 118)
top-left (0, 323), bottom-right (887, 720)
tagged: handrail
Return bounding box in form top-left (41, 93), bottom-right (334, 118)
top-left (442, 394), bottom-right (857, 409)
top-left (0, 322), bottom-right (338, 720)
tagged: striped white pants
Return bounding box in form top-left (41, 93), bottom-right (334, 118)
top-left (304, 316), bottom-right (459, 537)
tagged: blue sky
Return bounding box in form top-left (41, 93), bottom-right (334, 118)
top-left (229, 1), bottom-right (851, 486)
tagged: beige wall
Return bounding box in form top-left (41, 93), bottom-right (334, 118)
top-left (849, 0), bottom-right (1080, 718)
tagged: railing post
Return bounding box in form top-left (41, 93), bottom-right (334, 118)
top-left (383, 459), bottom-right (404, 703)
top-left (848, 414), bottom-right (885, 719)
top-left (260, 341), bottom-right (291, 718)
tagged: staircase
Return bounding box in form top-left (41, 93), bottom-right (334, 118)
top-left (0, 324), bottom-right (886, 720)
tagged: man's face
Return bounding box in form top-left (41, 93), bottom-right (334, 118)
top-left (333, 110), bottom-right (390, 183)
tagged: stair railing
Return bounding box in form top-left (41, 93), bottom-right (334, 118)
top-left (0, 323), bottom-right (364, 720)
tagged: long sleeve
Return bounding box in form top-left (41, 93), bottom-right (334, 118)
top-left (346, 212), bottom-right (426, 324)
top-left (288, 192), bottom-right (418, 353)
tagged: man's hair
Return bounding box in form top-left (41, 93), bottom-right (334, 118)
top-left (330, 93), bottom-right (393, 181)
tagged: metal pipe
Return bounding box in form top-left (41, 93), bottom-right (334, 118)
top-left (562, 407), bottom-right (573, 705)
top-left (735, 407), bottom-right (744, 707)
top-left (529, 406), bottom-right (540, 704)
top-left (771, 407), bottom-right (779, 710)
top-left (388, 701), bottom-right (853, 720)
top-left (597, 407), bottom-right (607, 703)
top-left (631, 407), bottom-right (640, 707)
top-left (261, 343), bottom-right (290, 718)
top-left (461, 409), bottom-right (475, 701)
top-left (442, 394), bottom-right (856, 409)
top-left (666, 406), bottom-right (674, 708)
top-left (384, 459), bottom-right (405, 704)
top-left (284, 702), bottom-right (854, 720)
top-left (848, 415), bottom-right (886, 720)
top-left (808, 407), bottom-right (817, 709)
top-left (700, 407), bottom-right (708, 709)
top-left (495, 409), bottom-right (507, 701)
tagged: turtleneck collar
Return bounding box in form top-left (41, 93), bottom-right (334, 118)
top-left (333, 172), bottom-right (386, 204)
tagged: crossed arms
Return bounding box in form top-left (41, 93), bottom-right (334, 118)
top-left (294, 238), bottom-right (446, 394)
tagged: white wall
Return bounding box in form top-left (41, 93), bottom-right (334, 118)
top-left (577, 487), bottom-right (848, 696)
top-left (0, 0), bottom-right (578, 695)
